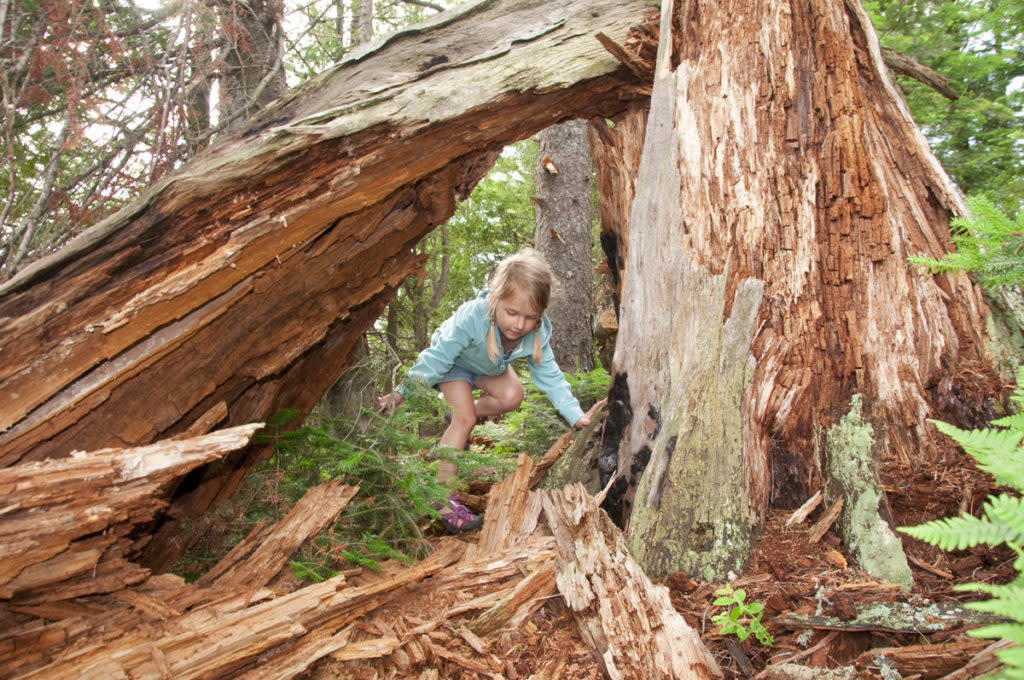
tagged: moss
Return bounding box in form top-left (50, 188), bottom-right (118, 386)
top-left (824, 395), bottom-right (913, 590)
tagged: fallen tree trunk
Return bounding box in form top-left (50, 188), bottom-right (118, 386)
top-left (3, 443), bottom-right (721, 680)
top-left (0, 0), bottom-right (658, 568)
top-left (0, 424), bottom-right (262, 603)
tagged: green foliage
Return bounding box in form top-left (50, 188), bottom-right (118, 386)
top-left (175, 391), bottom-right (515, 582)
top-left (899, 367), bottom-right (1024, 676)
top-left (909, 196), bottom-right (1024, 289)
top-left (500, 364), bottom-right (610, 454)
top-left (863, 0), bottom-right (1024, 214)
top-left (711, 585), bottom-right (774, 646)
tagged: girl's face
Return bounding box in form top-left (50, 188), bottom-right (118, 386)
top-left (494, 290), bottom-right (540, 343)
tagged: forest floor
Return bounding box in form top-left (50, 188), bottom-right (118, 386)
top-left (302, 433), bottom-right (1015, 680)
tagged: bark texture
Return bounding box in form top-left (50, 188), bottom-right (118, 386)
top-left (0, 0), bottom-right (657, 567)
top-left (600, 0), bottom-right (992, 579)
top-left (535, 118), bottom-right (596, 374)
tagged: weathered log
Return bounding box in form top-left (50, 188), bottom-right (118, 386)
top-left (0, 424), bottom-right (262, 601)
top-left (196, 480), bottom-right (359, 589)
top-left (541, 483), bottom-right (723, 680)
top-left (0, 0), bottom-right (658, 568)
top-left (14, 541), bottom-right (465, 680)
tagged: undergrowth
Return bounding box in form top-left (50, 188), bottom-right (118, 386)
top-left (173, 365), bottom-right (608, 584)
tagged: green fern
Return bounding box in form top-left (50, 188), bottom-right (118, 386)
top-left (930, 420), bottom-right (1024, 488)
top-left (900, 366), bottom-right (1024, 678)
top-left (901, 510), bottom-right (1018, 551)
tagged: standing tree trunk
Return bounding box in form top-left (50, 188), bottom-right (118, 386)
top-left (534, 119), bottom-right (596, 374)
top-left (216, 0), bottom-right (289, 126)
top-left (598, 0), bottom-right (992, 581)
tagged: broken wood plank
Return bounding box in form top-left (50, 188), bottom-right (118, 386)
top-left (541, 483), bottom-right (722, 680)
top-left (469, 561), bottom-right (558, 636)
top-left (0, 424), bottom-right (262, 599)
top-left (853, 638), bottom-right (989, 678)
top-left (467, 454), bottom-right (545, 559)
top-left (528, 431), bottom-right (574, 488)
top-left (16, 541), bottom-right (465, 679)
top-left (197, 480), bottom-right (359, 589)
top-left (807, 496), bottom-right (843, 543)
top-left (785, 490), bottom-right (823, 528)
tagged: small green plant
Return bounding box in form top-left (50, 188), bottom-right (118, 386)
top-left (900, 366), bottom-right (1024, 678)
top-left (501, 364), bottom-right (610, 454)
top-left (711, 584), bottom-right (774, 646)
top-left (909, 195), bottom-right (1024, 290)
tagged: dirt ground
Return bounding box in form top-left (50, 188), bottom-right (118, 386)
top-left (302, 430), bottom-right (1015, 680)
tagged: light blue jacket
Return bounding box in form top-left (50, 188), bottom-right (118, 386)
top-left (402, 291), bottom-right (585, 425)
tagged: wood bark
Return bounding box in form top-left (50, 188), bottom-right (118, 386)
top-left (535, 118), bottom-right (596, 373)
top-left (216, 0), bottom-right (289, 126)
top-left (3, 449), bottom-right (720, 680)
top-left (596, 0), bottom-right (993, 580)
top-left (542, 483), bottom-right (722, 680)
top-left (0, 0), bottom-right (657, 567)
top-left (0, 424), bottom-right (261, 603)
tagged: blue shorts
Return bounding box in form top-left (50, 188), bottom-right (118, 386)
top-left (435, 364), bottom-right (482, 388)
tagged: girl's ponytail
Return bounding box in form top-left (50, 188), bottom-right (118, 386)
top-left (486, 315), bottom-right (500, 361)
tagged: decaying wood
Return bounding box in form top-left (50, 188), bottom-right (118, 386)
top-left (3, 447), bottom-right (725, 680)
top-left (0, 424), bottom-right (262, 602)
top-left (466, 453), bottom-right (545, 559)
top-left (785, 491), bottom-right (823, 528)
top-left (937, 640), bottom-right (1014, 680)
top-left (599, 0), bottom-right (994, 584)
top-left (807, 497), bottom-right (844, 544)
top-left (542, 483), bottom-right (723, 679)
top-left (196, 480), bottom-right (359, 589)
top-left (774, 600), bottom-right (1006, 634)
top-left (0, 0), bottom-right (658, 569)
top-left (15, 542), bottom-right (465, 680)
top-left (853, 639), bottom-right (989, 678)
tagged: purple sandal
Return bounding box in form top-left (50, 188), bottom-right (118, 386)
top-left (433, 493), bottom-right (482, 533)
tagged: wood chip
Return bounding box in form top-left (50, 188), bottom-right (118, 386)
top-left (807, 496), bottom-right (843, 543)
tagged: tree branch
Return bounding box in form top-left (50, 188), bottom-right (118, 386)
top-left (401, 0), bottom-right (445, 13)
top-left (882, 46), bottom-right (960, 101)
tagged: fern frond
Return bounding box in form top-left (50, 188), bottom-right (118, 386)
top-left (995, 411), bottom-right (1024, 432)
top-left (930, 419), bottom-right (1024, 487)
top-left (991, 645), bottom-right (1024, 678)
top-left (969, 622), bottom-right (1024, 645)
top-left (959, 584), bottom-right (1024, 620)
top-left (985, 495), bottom-right (1024, 544)
top-left (900, 512), bottom-right (1013, 550)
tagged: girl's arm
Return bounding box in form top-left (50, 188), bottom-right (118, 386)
top-left (526, 322), bottom-right (585, 426)
top-left (400, 299), bottom-right (485, 392)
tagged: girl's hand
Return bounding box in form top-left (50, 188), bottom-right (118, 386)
top-left (378, 391), bottom-right (405, 413)
top-left (573, 398), bottom-right (607, 429)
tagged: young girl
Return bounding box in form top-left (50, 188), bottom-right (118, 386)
top-left (378, 249), bottom-right (599, 532)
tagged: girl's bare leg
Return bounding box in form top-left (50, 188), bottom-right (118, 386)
top-left (473, 366), bottom-right (524, 419)
top-left (437, 380), bottom-right (476, 483)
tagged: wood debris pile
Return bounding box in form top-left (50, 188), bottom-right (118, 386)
top-left (0, 426), bottom-right (721, 680)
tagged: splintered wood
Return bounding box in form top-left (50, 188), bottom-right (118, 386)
top-left (542, 484), bottom-right (722, 680)
top-left (1, 441), bottom-right (723, 679)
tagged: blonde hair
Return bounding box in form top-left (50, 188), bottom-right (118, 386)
top-left (486, 248), bottom-right (553, 364)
